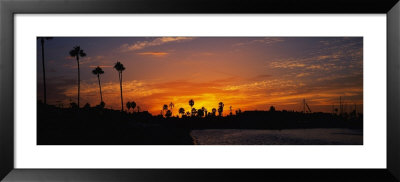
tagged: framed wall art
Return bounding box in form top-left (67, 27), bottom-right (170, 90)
top-left (1, 0), bottom-right (399, 181)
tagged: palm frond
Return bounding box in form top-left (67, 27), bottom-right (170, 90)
top-left (69, 50), bottom-right (77, 57)
top-left (92, 66), bottom-right (104, 75)
top-left (130, 101), bottom-right (136, 109)
top-left (79, 50), bottom-right (87, 57)
top-left (114, 62), bottom-right (125, 72)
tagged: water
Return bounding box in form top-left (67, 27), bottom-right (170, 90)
top-left (191, 128), bottom-right (363, 145)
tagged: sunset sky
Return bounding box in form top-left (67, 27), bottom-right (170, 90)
top-left (37, 37), bottom-right (363, 115)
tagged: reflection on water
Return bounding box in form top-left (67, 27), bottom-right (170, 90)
top-left (191, 128), bottom-right (363, 145)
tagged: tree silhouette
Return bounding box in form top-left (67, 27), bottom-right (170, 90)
top-left (162, 104), bottom-right (168, 116)
top-left (70, 102), bottom-right (78, 109)
top-left (179, 108), bottom-right (185, 117)
top-left (69, 46), bottom-right (87, 108)
top-left (99, 101), bottom-right (105, 108)
top-left (130, 101), bottom-right (136, 112)
top-left (92, 66), bottom-right (104, 104)
top-left (83, 103), bottom-right (91, 109)
top-left (199, 107), bottom-right (206, 117)
top-left (114, 61), bottom-right (125, 111)
top-left (212, 108), bottom-right (217, 116)
top-left (126, 101), bottom-right (131, 112)
top-left (218, 102), bottom-right (224, 116)
top-left (269, 106), bottom-right (276, 112)
top-left (39, 37), bottom-right (53, 105)
top-left (191, 108), bottom-right (197, 117)
top-left (189, 99), bottom-right (194, 109)
top-left (197, 108), bottom-right (204, 117)
top-left (165, 110), bottom-right (172, 118)
top-left (169, 102), bottom-right (174, 114)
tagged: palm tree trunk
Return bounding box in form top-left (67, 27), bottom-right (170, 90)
top-left (41, 39), bottom-right (47, 105)
top-left (77, 56), bottom-right (80, 108)
top-left (120, 72), bottom-right (124, 111)
top-left (98, 74), bottom-right (103, 103)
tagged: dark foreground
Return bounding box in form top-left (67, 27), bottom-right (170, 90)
top-left (38, 103), bottom-right (362, 145)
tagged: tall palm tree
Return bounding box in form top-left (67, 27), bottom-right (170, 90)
top-left (114, 61), bottom-right (126, 111)
top-left (189, 99), bottom-right (194, 109)
top-left (92, 66), bottom-right (104, 104)
top-left (69, 46), bottom-right (87, 108)
top-left (39, 37), bottom-right (53, 104)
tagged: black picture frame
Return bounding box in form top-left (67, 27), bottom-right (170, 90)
top-left (1, 0), bottom-right (399, 181)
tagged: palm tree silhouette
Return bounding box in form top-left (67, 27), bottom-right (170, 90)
top-left (212, 108), bottom-right (217, 116)
top-left (191, 108), bottom-right (197, 117)
top-left (169, 102), bottom-right (174, 110)
top-left (165, 110), bottom-right (172, 117)
top-left (69, 46), bottom-right (87, 108)
top-left (114, 61), bottom-right (125, 111)
top-left (189, 99), bottom-right (194, 110)
top-left (197, 108), bottom-right (204, 117)
top-left (39, 37), bottom-right (53, 105)
top-left (92, 66), bottom-right (104, 104)
top-left (126, 101), bottom-right (131, 112)
top-left (218, 102), bottom-right (224, 116)
top-left (179, 108), bottom-right (185, 117)
top-left (130, 101), bottom-right (136, 112)
top-left (200, 107), bottom-right (206, 117)
top-left (163, 104), bottom-right (168, 116)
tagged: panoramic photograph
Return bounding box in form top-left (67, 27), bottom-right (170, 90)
top-left (37, 37), bottom-right (363, 145)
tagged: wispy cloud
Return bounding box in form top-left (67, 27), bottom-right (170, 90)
top-left (137, 52), bottom-right (169, 56)
top-left (233, 38), bottom-right (284, 47)
top-left (120, 37), bottom-right (194, 52)
top-left (270, 60), bottom-right (306, 69)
